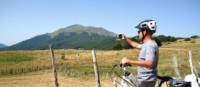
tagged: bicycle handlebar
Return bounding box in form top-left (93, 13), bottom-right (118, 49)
top-left (119, 63), bottom-right (132, 67)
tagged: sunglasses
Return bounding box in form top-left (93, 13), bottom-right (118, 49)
top-left (137, 28), bottom-right (145, 33)
top-left (137, 30), bottom-right (143, 33)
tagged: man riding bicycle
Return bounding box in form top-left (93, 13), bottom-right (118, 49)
top-left (120, 20), bottom-right (159, 87)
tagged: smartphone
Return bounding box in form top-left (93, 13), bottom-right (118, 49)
top-left (118, 34), bottom-right (123, 39)
top-left (117, 34), bottom-right (125, 40)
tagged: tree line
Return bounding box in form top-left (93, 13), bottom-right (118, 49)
top-left (112, 35), bottom-right (199, 50)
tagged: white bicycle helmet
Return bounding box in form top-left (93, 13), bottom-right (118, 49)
top-left (135, 20), bottom-right (157, 33)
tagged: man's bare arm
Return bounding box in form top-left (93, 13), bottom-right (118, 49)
top-left (121, 58), bottom-right (153, 68)
top-left (125, 37), bottom-right (141, 49)
top-left (128, 59), bottom-right (153, 68)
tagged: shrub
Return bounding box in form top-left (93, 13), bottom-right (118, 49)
top-left (155, 35), bottom-right (177, 42)
top-left (190, 35), bottom-right (199, 38)
top-left (184, 38), bottom-right (191, 41)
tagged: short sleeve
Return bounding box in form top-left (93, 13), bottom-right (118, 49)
top-left (145, 46), bottom-right (155, 61)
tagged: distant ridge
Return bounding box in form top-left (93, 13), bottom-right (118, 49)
top-left (50, 24), bottom-right (116, 37)
top-left (1, 24), bottom-right (118, 50)
top-left (0, 43), bottom-right (7, 48)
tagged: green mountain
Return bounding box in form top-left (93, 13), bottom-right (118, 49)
top-left (51, 24), bottom-right (116, 37)
top-left (1, 24), bottom-right (118, 50)
top-left (0, 43), bottom-right (7, 48)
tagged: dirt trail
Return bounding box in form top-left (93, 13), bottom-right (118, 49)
top-left (0, 70), bottom-right (169, 87)
top-left (0, 70), bottom-right (112, 87)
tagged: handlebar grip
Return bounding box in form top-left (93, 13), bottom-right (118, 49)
top-left (120, 63), bottom-right (132, 67)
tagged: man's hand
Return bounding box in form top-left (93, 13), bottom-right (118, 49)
top-left (121, 57), bottom-right (130, 64)
top-left (117, 34), bottom-right (126, 40)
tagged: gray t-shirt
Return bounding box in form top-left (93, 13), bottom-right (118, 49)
top-left (137, 40), bottom-right (159, 81)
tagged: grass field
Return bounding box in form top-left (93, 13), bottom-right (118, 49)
top-left (0, 38), bottom-right (200, 87)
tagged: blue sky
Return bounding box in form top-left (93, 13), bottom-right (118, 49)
top-left (0, 0), bottom-right (200, 46)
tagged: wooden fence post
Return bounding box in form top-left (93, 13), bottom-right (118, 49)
top-left (172, 54), bottom-right (181, 79)
top-left (188, 50), bottom-right (194, 74)
top-left (49, 44), bottom-right (59, 87)
top-left (92, 49), bottom-right (101, 87)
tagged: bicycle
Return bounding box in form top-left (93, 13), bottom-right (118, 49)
top-left (110, 63), bottom-right (138, 87)
top-left (110, 63), bottom-right (192, 87)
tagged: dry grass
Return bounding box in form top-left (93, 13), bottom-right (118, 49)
top-left (0, 70), bottom-right (112, 87)
top-left (0, 70), bottom-right (170, 87)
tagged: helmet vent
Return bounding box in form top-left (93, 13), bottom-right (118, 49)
top-left (142, 24), bottom-right (146, 27)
